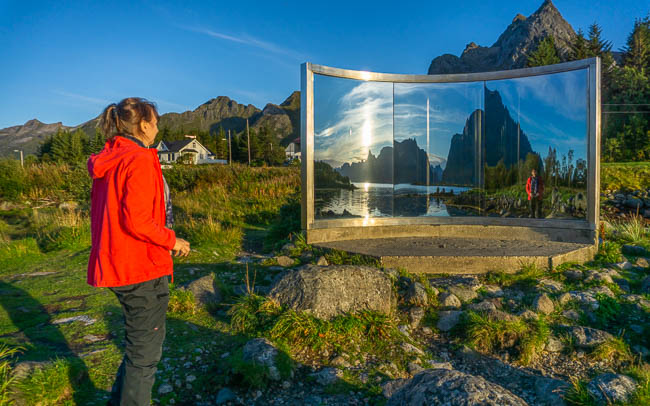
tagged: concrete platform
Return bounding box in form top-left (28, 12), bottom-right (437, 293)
top-left (314, 237), bottom-right (597, 274)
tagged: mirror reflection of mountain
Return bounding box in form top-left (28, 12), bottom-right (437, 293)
top-left (442, 86), bottom-right (535, 185)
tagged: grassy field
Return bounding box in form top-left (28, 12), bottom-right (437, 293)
top-left (0, 161), bottom-right (648, 405)
top-left (601, 162), bottom-right (650, 191)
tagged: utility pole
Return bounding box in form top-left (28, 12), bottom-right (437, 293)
top-left (13, 149), bottom-right (23, 168)
top-left (246, 119), bottom-right (251, 165)
top-left (228, 130), bottom-right (232, 165)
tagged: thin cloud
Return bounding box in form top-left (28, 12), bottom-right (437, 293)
top-left (53, 90), bottom-right (110, 106)
top-left (178, 25), bottom-right (305, 61)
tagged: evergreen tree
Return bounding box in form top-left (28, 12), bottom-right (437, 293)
top-left (570, 29), bottom-right (590, 60)
top-left (527, 36), bottom-right (561, 67)
top-left (587, 22), bottom-right (613, 56)
top-left (622, 16), bottom-right (650, 72)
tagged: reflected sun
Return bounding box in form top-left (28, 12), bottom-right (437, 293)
top-left (362, 121), bottom-right (371, 147)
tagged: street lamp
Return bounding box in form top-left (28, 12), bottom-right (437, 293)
top-left (13, 149), bottom-right (23, 168)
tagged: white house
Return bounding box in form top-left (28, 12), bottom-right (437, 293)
top-left (155, 135), bottom-right (226, 165)
top-left (285, 137), bottom-right (301, 160)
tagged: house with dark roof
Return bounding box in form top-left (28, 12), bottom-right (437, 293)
top-left (155, 135), bottom-right (226, 165)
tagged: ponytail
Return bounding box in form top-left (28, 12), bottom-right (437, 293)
top-left (99, 98), bottom-right (159, 139)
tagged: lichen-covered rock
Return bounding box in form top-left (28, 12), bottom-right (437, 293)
top-left (587, 373), bottom-right (638, 405)
top-left (405, 281), bottom-right (429, 306)
top-left (448, 285), bottom-right (478, 302)
top-left (439, 292), bottom-right (462, 309)
top-left (184, 274), bottom-right (221, 307)
top-left (535, 376), bottom-right (569, 405)
top-left (275, 255), bottom-right (295, 267)
top-left (387, 369), bottom-right (528, 406)
top-left (408, 306), bottom-right (425, 329)
top-left (269, 265), bottom-right (396, 320)
top-left (533, 293), bottom-right (554, 315)
top-left (568, 326), bottom-right (614, 349)
top-left (437, 310), bottom-right (463, 332)
top-left (242, 338), bottom-right (280, 380)
top-left (537, 279), bottom-right (563, 294)
top-left (467, 300), bottom-right (497, 313)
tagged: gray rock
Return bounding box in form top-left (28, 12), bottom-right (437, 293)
top-left (587, 285), bottom-right (615, 298)
top-left (584, 270), bottom-right (613, 284)
top-left (557, 292), bottom-right (572, 306)
top-left (482, 284), bottom-right (504, 297)
top-left (624, 198), bottom-right (643, 210)
top-left (387, 369), bottom-right (527, 406)
top-left (533, 293), bottom-right (554, 315)
top-left (636, 257), bottom-right (649, 268)
top-left (12, 361), bottom-right (51, 380)
top-left (269, 264), bottom-right (396, 320)
top-left (622, 244), bottom-right (648, 257)
top-left (427, 361), bottom-right (453, 370)
top-left (401, 342), bottom-right (424, 356)
top-left (562, 309), bottom-right (581, 321)
top-left (382, 379), bottom-right (408, 399)
top-left (405, 282), bottom-right (429, 306)
top-left (632, 345), bottom-right (649, 357)
top-left (51, 315), bottom-right (96, 326)
top-left (518, 309), bottom-right (539, 320)
top-left (330, 355), bottom-right (351, 368)
top-left (448, 285), bottom-right (478, 302)
top-left (407, 362), bottom-right (425, 376)
top-left (615, 261), bottom-right (634, 270)
top-left (439, 292), bottom-right (462, 309)
top-left (215, 387), bottom-right (236, 405)
top-left (537, 278), bottom-right (563, 294)
top-left (242, 338), bottom-right (280, 381)
top-left (545, 337), bottom-right (564, 352)
top-left (158, 383), bottom-right (173, 394)
top-left (185, 274), bottom-right (221, 307)
top-left (587, 373), bottom-right (638, 405)
top-left (437, 310), bottom-right (463, 332)
top-left (467, 300), bottom-right (497, 313)
top-left (311, 367), bottom-right (343, 386)
top-left (408, 306), bottom-right (426, 329)
top-left (614, 278), bottom-right (630, 292)
top-left (568, 326), bottom-right (614, 349)
top-left (564, 269), bottom-right (584, 281)
top-left (281, 242), bottom-right (296, 252)
top-left (275, 255), bottom-right (294, 267)
top-left (641, 276), bottom-right (650, 294)
top-left (316, 256), bottom-right (329, 266)
top-left (535, 376), bottom-right (569, 405)
top-left (568, 291), bottom-right (599, 310)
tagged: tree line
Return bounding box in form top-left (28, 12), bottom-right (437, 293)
top-left (527, 17), bottom-right (650, 162)
top-left (35, 123), bottom-right (287, 166)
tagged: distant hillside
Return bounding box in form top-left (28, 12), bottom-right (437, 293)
top-left (428, 0), bottom-right (576, 74)
top-left (0, 92), bottom-right (300, 157)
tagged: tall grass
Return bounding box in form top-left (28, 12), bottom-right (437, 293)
top-left (0, 345), bottom-right (22, 406)
top-left (608, 214), bottom-right (649, 246)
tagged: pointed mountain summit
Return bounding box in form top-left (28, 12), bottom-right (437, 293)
top-left (428, 0), bottom-right (576, 74)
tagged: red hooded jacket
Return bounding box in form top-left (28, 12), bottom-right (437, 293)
top-left (87, 135), bottom-right (176, 287)
top-left (525, 176), bottom-right (544, 201)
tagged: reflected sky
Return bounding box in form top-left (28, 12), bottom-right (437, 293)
top-left (485, 69), bottom-right (588, 162)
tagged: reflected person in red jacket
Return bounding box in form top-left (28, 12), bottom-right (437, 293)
top-left (87, 97), bottom-right (190, 405)
top-left (525, 168), bottom-right (544, 219)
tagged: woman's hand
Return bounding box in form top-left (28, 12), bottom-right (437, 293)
top-left (172, 238), bottom-right (191, 257)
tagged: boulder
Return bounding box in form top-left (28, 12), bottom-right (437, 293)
top-left (535, 376), bottom-right (569, 405)
top-left (448, 285), bottom-right (478, 302)
top-left (467, 300), bottom-right (497, 313)
top-left (533, 293), bottom-right (554, 315)
top-left (387, 369), bottom-right (528, 406)
top-left (184, 274), bottom-right (221, 307)
top-left (316, 256), bottom-right (329, 266)
top-left (437, 310), bottom-right (463, 332)
top-left (587, 373), bottom-right (638, 405)
top-left (537, 279), bottom-right (563, 294)
top-left (439, 292), bottom-right (462, 309)
top-left (242, 338), bottom-right (281, 380)
top-left (568, 326), bottom-right (614, 349)
top-left (408, 306), bottom-right (425, 329)
top-left (622, 245), bottom-right (648, 257)
top-left (564, 269), bottom-right (584, 281)
top-left (405, 282), bottom-right (429, 306)
top-left (269, 265), bottom-right (396, 320)
top-left (482, 285), bottom-right (504, 297)
top-left (544, 337), bottom-right (564, 352)
top-left (275, 255), bottom-right (295, 267)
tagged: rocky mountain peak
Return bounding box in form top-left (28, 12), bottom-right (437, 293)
top-left (280, 91), bottom-right (300, 108)
top-left (428, 0), bottom-right (576, 75)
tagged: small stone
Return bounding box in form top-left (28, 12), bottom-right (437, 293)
top-left (427, 361), bottom-right (453, 370)
top-left (557, 292), bottom-right (572, 306)
top-left (275, 256), bottom-right (294, 267)
top-left (405, 282), bottom-right (429, 306)
top-left (215, 387), bottom-right (236, 405)
top-left (158, 383), bottom-right (173, 394)
top-left (615, 261), bottom-right (634, 271)
top-left (587, 285), bottom-right (615, 298)
top-left (447, 285), bottom-right (478, 302)
top-left (311, 367), bottom-right (343, 386)
top-left (537, 278), bottom-right (564, 294)
top-left (281, 242), bottom-right (296, 252)
top-left (482, 285), bottom-right (504, 297)
top-left (281, 380), bottom-right (291, 389)
top-left (186, 375), bottom-right (196, 382)
top-left (401, 342), bottom-right (424, 356)
top-left (316, 256), bottom-right (329, 266)
top-left (533, 293), bottom-right (554, 315)
top-left (518, 309), bottom-right (539, 320)
top-left (467, 300), bottom-right (497, 313)
top-left (52, 315), bottom-right (96, 326)
top-left (437, 310), bottom-right (463, 332)
top-left (408, 306), bottom-right (425, 329)
top-left (407, 362), bottom-right (425, 375)
top-left (635, 257), bottom-right (649, 268)
top-left (83, 334), bottom-right (104, 343)
top-left (421, 327), bottom-right (433, 335)
top-left (564, 269), bottom-right (584, 281)
top-left (330, 355), bottom-right (351, 368)
top-left (439, 292), bottom-right (461, 309)
top-left (587, 373), bottom-right (638, 405)
top-left (545, 337), bottom-right (564, 352)
top-left (562, 309), bottom-right (581, 321)
top-left (569, 326), bottom-right (614, 349)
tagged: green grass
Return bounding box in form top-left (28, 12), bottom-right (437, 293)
top-left (0, 345), bottom-right (22, 406)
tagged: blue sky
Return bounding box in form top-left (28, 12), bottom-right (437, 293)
top-left (0, 0), bottom-right (647, 129)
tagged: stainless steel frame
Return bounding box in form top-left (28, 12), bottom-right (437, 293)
top-left (301, 58), bottom-right (601, 243)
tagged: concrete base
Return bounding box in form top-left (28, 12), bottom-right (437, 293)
top-left (315, 237), bottom-right (597, 274)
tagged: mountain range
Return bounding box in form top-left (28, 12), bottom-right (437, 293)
top-left (2, 1), bottom-right (577, 159)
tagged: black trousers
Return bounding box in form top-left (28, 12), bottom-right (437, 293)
top-left (529, 198), bottom-right (542, 218)
top-left (109, 276), bottom-right (169, 406)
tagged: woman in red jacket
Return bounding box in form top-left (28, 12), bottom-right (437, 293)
top-left (87, 97), bottom-right (190, 405)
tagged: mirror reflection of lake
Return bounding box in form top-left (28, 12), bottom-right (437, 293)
top-left (315, 182), bottom-right (470, 218)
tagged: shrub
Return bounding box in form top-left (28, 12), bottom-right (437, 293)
top-left (168, 285), bottom-right (197, 315)
top-left (0, 160), bottom-right (25, 201)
